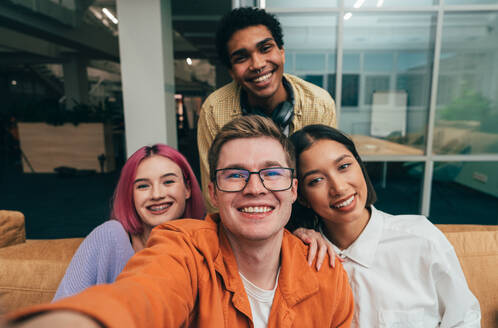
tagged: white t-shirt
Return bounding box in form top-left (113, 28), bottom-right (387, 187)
top-left (321, 206), bottom-right (480, 328)
top-left (239, 270), bottom-right (280, 328)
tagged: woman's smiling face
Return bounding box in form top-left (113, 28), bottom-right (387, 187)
top-left (298, 139), bottom-right (369, 226)
top-left (133, 155), bottom-right (191, 230)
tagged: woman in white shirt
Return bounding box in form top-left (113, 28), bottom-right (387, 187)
top-left (288, 124), bottom-right (481, 328)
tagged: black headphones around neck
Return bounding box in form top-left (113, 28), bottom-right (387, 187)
top-left (240, 77), bottom-right (295, 130)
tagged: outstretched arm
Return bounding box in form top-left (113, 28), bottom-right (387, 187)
top-left (8, 227), bottom-right (200, 328)
top-left (6, 311), bottom-right (101, 328)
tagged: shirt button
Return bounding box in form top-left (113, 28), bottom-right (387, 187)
top-left (338, 252), bottom-right (346, 259)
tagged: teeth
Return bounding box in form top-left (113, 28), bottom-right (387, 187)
top-left (240, 206), bottom-right (272, 213)
top-left (333, 195), bottom-right (355, 209)
top-left (253, 72), bottom-right (271, 83)
top-left (149, 204), bottom-right (170, 211)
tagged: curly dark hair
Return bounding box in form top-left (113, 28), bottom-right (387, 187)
top-left (216, 7), bottom-right (284, 68)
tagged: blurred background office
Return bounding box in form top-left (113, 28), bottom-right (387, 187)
top-left (0, 0), bottom-right (497, 239)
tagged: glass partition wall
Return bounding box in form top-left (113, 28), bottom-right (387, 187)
top-left (264, 1), bottom-right (498, 224)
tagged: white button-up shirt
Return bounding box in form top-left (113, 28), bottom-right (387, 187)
top-left (322, 206), bottom-right (481, 328)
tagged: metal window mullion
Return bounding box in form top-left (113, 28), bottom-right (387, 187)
top-left (336, 0), bottom-right (345, 128)
top-left (267, 7), bottom-right (341, 14)
top-left (421, 2), bottom-right (444, 217)
top-left (345, 7), bottom-right (438, 13)
top-left (443, 5), bottom-right (498, 12)
top-left (361, 154), bottom-right (498, 162)
top-left (267, 4), bottom-right (498, 14)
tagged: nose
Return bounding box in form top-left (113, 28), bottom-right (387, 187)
top-left (250, 53), bottom-right (265, 72)
top-left (243, 173), bottom-right (267, 195)
top-left (328, 175), bottom-right (348, 197)
top-left (151, 183), bottom-right (166, 200)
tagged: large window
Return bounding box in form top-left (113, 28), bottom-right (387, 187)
top-left (281, 14), bottom-right (338, 93)
top-left (430, 162), bottom-right (498, 225)
top-left (341, 13), bottom-right (435, 146)
top-left (435, 12), bottom-right (498, 156)
top-left (271, 2), bottom-right (498, 223)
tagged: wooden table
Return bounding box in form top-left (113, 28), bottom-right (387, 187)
top-left (351, 135), bottom-right (424, 156)
top-left (350, 135), bottom-right (424, 188)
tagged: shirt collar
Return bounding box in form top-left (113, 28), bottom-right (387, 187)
top-left (234, 74), bottom-right (301, 120)
top-left (209, 213), bottom-right (320, 307)
top-left (324, 206), bottom-right (384, 268)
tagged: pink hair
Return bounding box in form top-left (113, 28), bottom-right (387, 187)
top-left (110, 144), bottom-right (205, 235)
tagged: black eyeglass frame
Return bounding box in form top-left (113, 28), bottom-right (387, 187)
top-left (214, 167), bottom-right (295, 192)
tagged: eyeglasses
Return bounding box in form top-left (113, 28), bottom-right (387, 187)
top-left (215, 167), bottom-right (294, 192)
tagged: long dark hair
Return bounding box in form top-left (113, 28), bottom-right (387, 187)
top-left (286, 125), bottom-right (377, 231)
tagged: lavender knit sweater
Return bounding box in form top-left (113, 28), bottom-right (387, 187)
top-left (53, 220), bottom-right (135, 301)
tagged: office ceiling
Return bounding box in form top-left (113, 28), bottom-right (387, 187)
top-left (0, 0), bottom-right (231, 66)
top-left (91, 0), bottom-right (232, 62)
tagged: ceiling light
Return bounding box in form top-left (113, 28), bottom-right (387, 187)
top-left (186, 57), bottom-right (193, 66)
top-left (102, 8), bottom-right (118, 24)
top-left (344, 12), bottom-right (353, 20)
top-left (376, 0), bottom-right (384, 7)
top-left (259, 0), bottom-right (266, 9)
top-left (11, 80), bottom-right (17, 86)
top-left (353, 0), bottom-right (365, 8)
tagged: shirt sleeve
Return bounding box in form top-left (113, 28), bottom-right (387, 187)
top-left (13, 228), bottom-right (200, 328)
top-left (321, 93), bottom-right (337, 128)
top-left (197, 102), bottom-right (219, 213)
top-left (433, 244), bottom-right (481, 327)
top-left (52, 221), bottom-right (133, 301)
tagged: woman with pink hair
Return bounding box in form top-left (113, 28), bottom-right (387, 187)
top-left (53, 144), bottom-right (205, 300)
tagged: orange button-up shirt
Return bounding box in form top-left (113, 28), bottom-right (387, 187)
top-left (10, 214), bottom-right (353, 327)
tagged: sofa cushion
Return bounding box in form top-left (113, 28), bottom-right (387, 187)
top-left (0, 210), bottom-right (26, 249)
top-left (0, 238), bottom-right (83, 314)
top-left (439, 226), bottom-right (498, 328)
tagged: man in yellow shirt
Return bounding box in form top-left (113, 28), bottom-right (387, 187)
top-left (198, 7), bottom-right (337, 212)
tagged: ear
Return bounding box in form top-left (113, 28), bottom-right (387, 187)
top-left (280, 47), bottom-right (285, 65)
top-left (290, 178), bottom-right (298, 203)
top-left (184, 182), bottom-right (191, 200)
top-left (228, 68), bottom-right (235, 81)
top-left (208, 182), bottom-right (218, 208)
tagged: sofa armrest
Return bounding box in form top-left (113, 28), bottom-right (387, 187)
top-left (437, 225), bottom-right (498, 328)
top-left (0, 210), bottom-right (26, 249)
top-left (0, 238), bottom-right (83, 315)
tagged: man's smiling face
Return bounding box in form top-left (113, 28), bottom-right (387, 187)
top-left (227, 25), bottom-right (286, 107)
top-left (208, 137), bottom-right (297, 244)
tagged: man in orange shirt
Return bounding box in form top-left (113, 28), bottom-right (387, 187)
top-left (7, 116), bottom-right (353, 328)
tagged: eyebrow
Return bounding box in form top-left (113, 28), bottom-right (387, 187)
top-left (221, 160), bottom-right (285, 170)
top-left (229, 37), bottom-right (275, 60)
top-left (133, 173), bottom-right (179, 184)
top-left (301, 154), bottom-right (353, 180)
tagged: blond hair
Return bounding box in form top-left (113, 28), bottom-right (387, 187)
top-left (207, 115), bottom-right (295, 181)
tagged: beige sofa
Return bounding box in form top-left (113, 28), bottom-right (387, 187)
top-left (1, 210), bottom-right (497, 327)
top-left (0, 211), bottom-right (83, 314)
